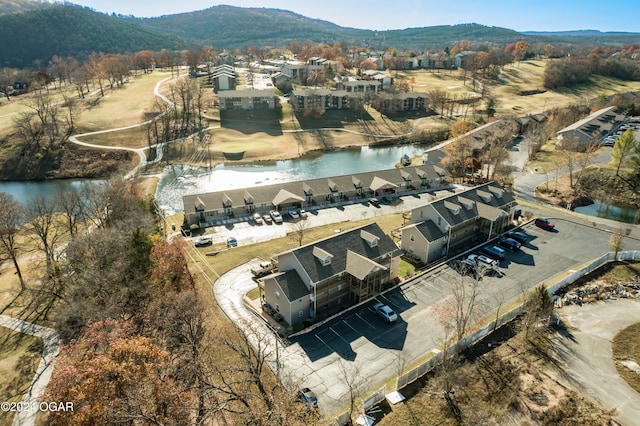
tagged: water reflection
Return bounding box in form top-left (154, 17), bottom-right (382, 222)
top-left (156, 145), bottom-right (426, 214)
top-left (574, 200), bottom-right (639, 224)
top-left (0, 180), bottom-right (96, 206)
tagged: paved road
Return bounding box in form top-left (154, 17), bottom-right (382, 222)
top-left (551, 300), bottom-right (640, 426)
top-left (510, 136), bottom-right (614, 204)
top-left (0, 316), bottom-right (61, 426)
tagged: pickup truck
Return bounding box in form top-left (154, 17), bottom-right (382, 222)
top-left (251, 261), bottom-right (275, 278)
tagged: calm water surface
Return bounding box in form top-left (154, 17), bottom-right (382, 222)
top-left (155, 145), bottom-right (426, 214)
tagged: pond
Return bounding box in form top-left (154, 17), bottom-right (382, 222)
top-left (0, 180), bottom-right (95, 206)
top-left (574, 200), bottom-right (640, 224)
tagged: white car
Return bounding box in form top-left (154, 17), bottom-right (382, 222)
top-left (253, 212), bottom-right (263, 224)
top-left (270, 210), bottom-right (283, 223)
top-left (289, 210), bottom-right (299, 220)
top-left (373, 303), bottom-right (398, 322)
top-left (194, 236), bottom-right (212, 247)
top-left (467, 254), bottom-right (498, 269)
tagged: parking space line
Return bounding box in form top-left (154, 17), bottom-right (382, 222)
top-left (329, 326), bottom-right (351, 345)
top-left (355, 311), bottom-right (378, 330)
top-left (342, 320), bottom-right (360, 334)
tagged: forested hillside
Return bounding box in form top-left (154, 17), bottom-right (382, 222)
top-left (0, 5), bottom-right (188, 67)
top-left (0, 0), bottom-right (54, 15)
top-left (1, 2), bottom-right (640, 69)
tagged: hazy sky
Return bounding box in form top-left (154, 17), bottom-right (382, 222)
top-left (68, 0), bottom-right (640, 32)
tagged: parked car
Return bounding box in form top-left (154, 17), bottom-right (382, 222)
top-left (253, 212), bottom-right (263, 224)
top-left (263, 214), bottom-right (273, 224)
top-left (299, 387), bottom-right (318, 411)
top-left (373, 302), bottom-right (398, 322)
top-left (270, 210), bottom-right (283, 223)
top-left (289, 210), bottom-right (300, 220)
top-left (368, 197), bottom-right (380, 207)
top-left (498, 237), bottom-right (522, 251)
top-left (506, 230), bottom-right (528, 244)
top-left (251, 261), bottom-right (275, 278)
top-left (467, 254), bottom-right (498, 269)
top-left (226, 237), bottom-right (238, 248)
top-left (482, 245), bottom-right (506, 259)
top-left (194, 236), bottom-right (212, 247)
top-left (535, 217), bottom-right (555, 231)
top-left (299, 209), bottom-right (308, 218)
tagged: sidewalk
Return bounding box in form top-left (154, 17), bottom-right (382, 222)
top-left (0, 315), bottom-right (61, 426)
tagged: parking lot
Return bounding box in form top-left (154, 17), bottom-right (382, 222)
top-left (276, 219), bottom-right (640, 415)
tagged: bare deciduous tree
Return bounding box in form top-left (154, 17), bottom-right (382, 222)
top-left (54, 186), bottom-right (86, 237)
top-left (0, 193), bottom-right (26, 290)
top-left (24, 194), bottom-right (62, 273)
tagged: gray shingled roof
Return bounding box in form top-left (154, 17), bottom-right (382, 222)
top-left (280, 223), bottom-right (397, 284)
top-left (432, 196), bottom-right (479, 227)
top-left (415, 220), bottom-right (446, 241)
top-left (273, 270), bottom-right (310, 301)
top-left (462, 181), bottom-right (516, 209)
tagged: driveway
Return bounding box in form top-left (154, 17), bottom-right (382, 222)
top-left (551, 300), bottom-right (640, 426)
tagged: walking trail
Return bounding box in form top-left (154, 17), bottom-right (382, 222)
top-left (0, 315), bottom-right (61, 426)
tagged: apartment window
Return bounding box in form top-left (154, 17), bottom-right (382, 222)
top-left (437, 217), bottom-right (441, 226)
top-left (298, 310), bottom-right (304, 318)
top-left (275, 291), bottom-right (280, 298)
top-left (410, 234), bottom-right (415, 242)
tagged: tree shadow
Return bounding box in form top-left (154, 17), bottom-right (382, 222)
top-left (220, 110), bottom-right (283, 135)
top-left (294, 109), bottom-right (373, 130)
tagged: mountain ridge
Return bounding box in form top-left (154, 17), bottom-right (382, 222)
top-left (1, 1), bottom-right (640, 69)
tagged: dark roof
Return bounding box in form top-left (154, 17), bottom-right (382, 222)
top-left (415, 220), bottom-right (445, 241)
top-left (281, 223), bottom-right (397, 284)
top-left (274, 270), bottom-right (310, 301)
top-left (462, 181), bottom-right (516, 209)
top-left (431, 196), bottom-right (479, 227)
top-left (426, 181), bottom-right (514, 227)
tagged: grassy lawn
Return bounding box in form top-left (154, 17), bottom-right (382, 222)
top-left (74, 71), bottom-right (174, 132)
top-left (398, 258), bottom-right (417, 279)
top-left (0, 328), bottom-right (44, 425)
top-left (526, 141), bottom-right (558, 173)
top-left (190, 213), bottom-right (404, 280)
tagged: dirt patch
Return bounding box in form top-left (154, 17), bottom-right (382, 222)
top-left (613, 322), bottom-right (640, 393)
top-left (534, 166), bottom-right (640, 210)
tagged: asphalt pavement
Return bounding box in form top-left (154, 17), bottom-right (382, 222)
top-left (550, 300), bottom-right (640, 426)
